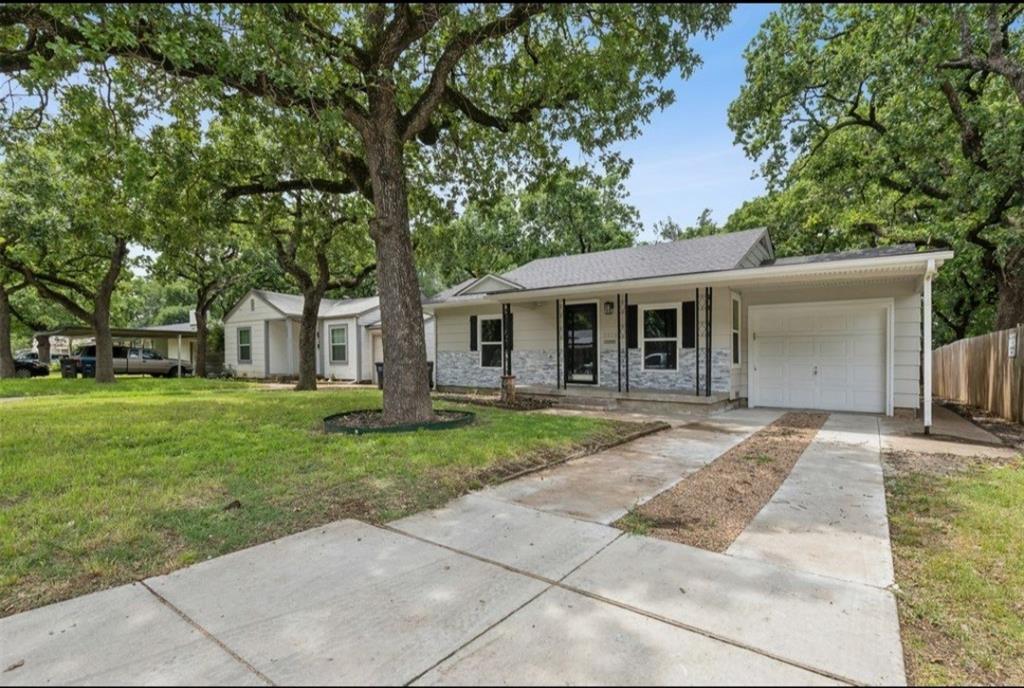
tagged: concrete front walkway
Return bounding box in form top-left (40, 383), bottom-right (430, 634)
top-left (728, 413), bottom-right (895, 588)
top-left (2, 408), bottom-right (908, 686)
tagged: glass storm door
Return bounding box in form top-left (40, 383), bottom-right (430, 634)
top-left (564, 303), bottom-right (598, 384)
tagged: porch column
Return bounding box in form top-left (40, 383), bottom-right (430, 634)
top-left (501, 303), bottom-right (515, 403)
top-left (623, 294), bottom-right (630, 392)
top-left (616, 294), bottom-right (622, 393)
top-left (176, 334), bottom-right (182, 377)
top-left (923, 259), bottom-right (935, 432)
top-left (501, 303), bottom-right (513, 377)
top-left (704, 286), bottom-right (713, 397)
top-left (555, 300), bottom-right (561, 390)
top-left (286, 319), bottom-right (294, 377)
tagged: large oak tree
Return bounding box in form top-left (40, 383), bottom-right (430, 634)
top-left (1, 3), bottom-right (733, 420)
top-left (728, 3), bottom-right (1024, 336)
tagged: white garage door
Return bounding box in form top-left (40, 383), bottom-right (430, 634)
top-left (750, 302), bottom-right (888, 413)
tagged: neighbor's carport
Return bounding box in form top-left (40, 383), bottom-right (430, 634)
top-left (36, 324), bottom-right (197, 376)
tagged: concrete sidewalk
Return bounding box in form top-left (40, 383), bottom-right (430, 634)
top-left (1, 408), bottom-right (908, 686)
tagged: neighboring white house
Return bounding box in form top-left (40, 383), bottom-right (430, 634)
top-left (223, 289), bottom-right (435, 382)
top-left (424, 228), bottom-right (953, 430)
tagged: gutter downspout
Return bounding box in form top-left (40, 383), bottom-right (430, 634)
top-left (923, 259), bottom-right (936, 434)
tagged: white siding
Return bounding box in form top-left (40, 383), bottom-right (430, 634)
top-left (151, 337), bottom-right (195, 363)
top-left (437, 306), bottom-right (503, 353)
top-left (321, 317), bottom-right (359, 380)
top-left (739, 279), bottom-right (922, 410)
top-left (223, 292), bottom-right (281, 378)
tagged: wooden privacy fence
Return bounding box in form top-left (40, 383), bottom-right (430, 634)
top-left (932, 324), bottom-right (1024, 423)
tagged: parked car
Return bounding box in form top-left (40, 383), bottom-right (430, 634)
top-left (13, 358), bottom-right (50, 378)
top-left (14, 350), bottom-right (60, 365)
top-left (71, 345), bottom-right (193, 377)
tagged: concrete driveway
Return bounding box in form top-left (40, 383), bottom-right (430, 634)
top-left (1, 409), bottom-right (906, 686)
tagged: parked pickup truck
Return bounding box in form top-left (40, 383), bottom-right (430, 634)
top-left (71, 345), bottom-right (193, 377)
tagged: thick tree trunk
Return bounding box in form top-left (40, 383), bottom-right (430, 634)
top-left (364, 130), bottom-right (433, 423)
top-left (36, 335), bottom-right (50, 366)
top-left (296, 287), bottom-right (324, 391)
top-left (91, 304), bottom-right (115, 383)
top-left (995, 250), bottom-right (1024, 329)
top-left (194, 303), bottom-right (209, 378)
top-left (0, 285), bottom-right (15, 378)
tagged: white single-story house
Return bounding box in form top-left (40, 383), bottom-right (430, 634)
top-left (424, 228), bottom-right (951, 429)
top-left (223, 289), bottom-right (435, 382)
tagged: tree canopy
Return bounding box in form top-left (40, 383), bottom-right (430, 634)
top-left (419, 159), bottom-right (640, 286)
top-left (1, 3), bottom-right (734, 418)
top-left (727, 3), bottom-right (1023, 341)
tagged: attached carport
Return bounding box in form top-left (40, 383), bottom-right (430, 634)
top-left (36, 323), bottom-right (198, 377)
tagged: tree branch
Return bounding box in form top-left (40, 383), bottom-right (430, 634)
top-left (328, 262), bottom-right (377, 290)
top-left (400, 3), bottom-right (545, 141)
top-left (224, 177), bottom-right (359, 200)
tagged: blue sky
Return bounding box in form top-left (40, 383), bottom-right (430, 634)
top-left (583, 4), bottom-right (777, 241)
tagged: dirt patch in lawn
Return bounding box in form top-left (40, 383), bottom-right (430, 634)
top-left (434, 392), bottom-right (553, 411)
top-left (323, 409), bottom-right (473, 434)
top-left (614, 411), bottom-right (828, 551)
top-left (883, 449), bottom-right (1020, 478)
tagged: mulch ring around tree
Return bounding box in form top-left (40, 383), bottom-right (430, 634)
top-left (433, 393), bottom-right (554, 411)
top-left (615, 411), bottom-right (828, 552)
top-left (323, 409), bottom-right (475, 435)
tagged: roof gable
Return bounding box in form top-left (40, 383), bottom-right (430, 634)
top-left (225, 289), bottom-right (380, 321)
top-left (223, 288), bottom-right (288, 323)
top-left (456, 274), bottom-right (524, 296)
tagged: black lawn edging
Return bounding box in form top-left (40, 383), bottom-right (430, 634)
top-left (323, 409), bottom-right (476, 435)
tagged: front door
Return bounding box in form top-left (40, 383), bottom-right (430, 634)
top-left (564, 303), bottom-right (598, 384)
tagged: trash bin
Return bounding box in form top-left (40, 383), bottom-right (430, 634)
top-left (81, 360), bottom-right (96, 378)
top-left (60, 359), bottom-right (77, 379)
top-left (374, 362), bottom-right (434, 389)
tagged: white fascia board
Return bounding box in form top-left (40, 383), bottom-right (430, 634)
top-left (428, 250), bottom-right (955, 310)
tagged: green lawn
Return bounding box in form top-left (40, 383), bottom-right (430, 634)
top-left (0, 378), bottom-right (634, 616)
top-left (0, 375), bottom-right (255, 397)
top-left (888, 461), bottom-right (1024, 685)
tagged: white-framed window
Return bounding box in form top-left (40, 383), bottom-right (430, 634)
top-left (237, 327), bottom-right (252, 363)
top-left (329, 325), bottom-right (347, 363)
top-left (731, 293), bottom-right (742, 368)
top-left (479, 316), bottom-right (502, 368)
top-left (641, 305), bottom-right (678, 371)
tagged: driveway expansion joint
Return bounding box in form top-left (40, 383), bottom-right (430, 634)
top-left (384, 521), bottom-right (856, 686)
top-left (138, 579), bottom-right (276, 687)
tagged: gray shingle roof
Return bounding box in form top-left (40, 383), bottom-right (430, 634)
top-left (424, 230), bottom-right (933, 305)
top-left (254, 290), bottom-right (380, 318)
top-left (501, 228), bottom-right (768, 290)
top-left (427, 229), bottom-right (769, 303)
top-left (770, 243), bottom-right (918, 265)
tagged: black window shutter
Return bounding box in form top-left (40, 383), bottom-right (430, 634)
top-left (469, 316), bottom-right (478, 351)
top-left (626, 305), bottom-right (638, 349)
top-left (682, 301), bottom-right (696, 349)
